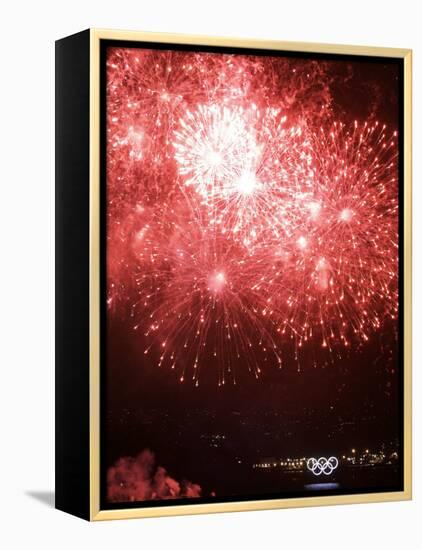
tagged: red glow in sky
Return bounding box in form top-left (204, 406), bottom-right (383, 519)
top-left (106, 47), bottom-right (398, 386)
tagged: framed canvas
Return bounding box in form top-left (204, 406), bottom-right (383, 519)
top-left (55, 29), bottom-right (412, 521)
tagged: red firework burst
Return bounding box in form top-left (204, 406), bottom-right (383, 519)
top-left (255, 120), bottom-right (398, 353)
top-left (106, 47), bottom-right (399, 385)
top-left (133, 219), bottom-right (282, 386)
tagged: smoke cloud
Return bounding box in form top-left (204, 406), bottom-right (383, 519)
top-left (107, 449), bottom-right (202, 503)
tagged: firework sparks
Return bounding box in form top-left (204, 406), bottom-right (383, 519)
top-left (106, 47), bottom-right (399, 385)
top-left (133, 219), bottom-right (282, 386)
top-left (259, 121), bottom-right (399, 354)
top-left (174, 104), bottom-right (314, 246)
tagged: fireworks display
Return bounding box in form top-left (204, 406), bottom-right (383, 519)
top-left (106, 47), bottom-right (399, 386)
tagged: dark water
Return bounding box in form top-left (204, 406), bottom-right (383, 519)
top-left (104, 405), bottom-right (401, 505)
top-left (188, 464), bottom-right (400, 499)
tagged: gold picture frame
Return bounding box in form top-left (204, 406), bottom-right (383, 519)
top-left (56, 28), bottom-right (412, 521)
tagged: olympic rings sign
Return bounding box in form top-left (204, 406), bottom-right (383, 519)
top-left (306, 456), bottom-right (339, 476)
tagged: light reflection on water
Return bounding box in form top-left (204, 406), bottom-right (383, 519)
top-left (304, 483), bottom-right (340, 491)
